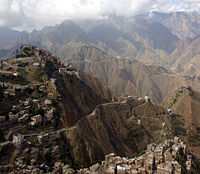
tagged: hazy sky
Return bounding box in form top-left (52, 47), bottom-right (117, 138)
top-left (0, 0), bottom-right (200, 31)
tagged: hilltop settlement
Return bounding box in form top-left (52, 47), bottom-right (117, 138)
top-left (0, 46), bottom-right (200, 173)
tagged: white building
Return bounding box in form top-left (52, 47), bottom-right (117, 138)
top-left (59, 68), bottom-right (67, 74)
top-left (12, 134), bottom-right (24, 148)
top-left (13, 72), bottom-right (19, 77)
top-left (167, 109), bottom-right (172, 115)
top-left (45, 99), bottom-right (52, 105)
top-left (144, 96), bottom-right (150, 102)
top-left (33, 62), bottom-right (40, 67)
top-left (30, 115), bottom-right (42, 126)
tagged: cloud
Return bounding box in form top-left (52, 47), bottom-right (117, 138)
top-left (0, 0), bottom-right (199, 31)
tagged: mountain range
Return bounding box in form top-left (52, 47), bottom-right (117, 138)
top-left (0, 40), bottom-right (200, 172)
top-left (1, 12), bottom-right (200, 104)
top-left (0, 46), bottom-right (172, 169)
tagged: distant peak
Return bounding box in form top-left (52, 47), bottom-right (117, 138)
top-left (60, 20), bottom-right (75, 26)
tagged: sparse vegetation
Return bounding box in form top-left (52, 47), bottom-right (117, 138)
top-left (60, 133), bottom-right (73, 166)
top-left (187, 87), bottom-right (200, 101)
top-left (53, 105), bottom-right (61, 130)
top-left (24, 87), bottom-right (34, 95)
top-left (45, 60), bottom-right (57, 78)
top-left (125, 125), bottom-right (145, 152)
top-left (175, 148), bottom-right (187, 174)
top-left (28, 107), bottom-right (44, 117)
top-left (131, 151), bottom-right (145, 158)
top-left (32, 68), bottom-right (46, 82)
top-left (0, 129), bottom-right (5, 142)
top-left (187, 133), bottom-right (200, 146)
top-left (0, 86), bottom-right (3, 101)
top-left (16, 46), bottom-right (35, 58)
top-left (171, 114), bottom-right (186, 136)
top-left (0, 74), bottom-right (28, 85)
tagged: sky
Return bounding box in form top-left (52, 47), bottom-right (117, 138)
top-left (0, 0), bottom-right (200, 31)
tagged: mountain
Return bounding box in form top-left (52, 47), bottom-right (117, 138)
top-left (0, 46), bottom-right (174, 171)
top-left (2, 20), bottom-right (93, 60)
top-left (1, 13), bottom-right (200, 102)
top-left (85, 15), bottom-right (179, 65)
top-left (171, 35), bottom-right (200, 74)
top-left (0, 15), bottom-right (180, 67)
top-left (65, 45), bottom-right (200, 103)
top-left (163, 86), bottom-right (200, 158)
top-left (2, 46), bottom-right (113, 125)
top-left (148, 11), bottom-right (200, 38)
top-left (0, 46), bottom-right (114, 165)
top-left (1, 12), bottom-right (200, 65)
top-left (65, 45), bottom-right (164, 102)
top-left (66, 97), bottom-right (171, 167)
top-left (0, 27), bottom-right (22, 49)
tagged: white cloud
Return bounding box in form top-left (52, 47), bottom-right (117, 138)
top-left (0, 0), bottom-right (199, 31)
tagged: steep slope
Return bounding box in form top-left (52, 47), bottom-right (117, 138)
top-left (148, 11), bottom-right (200, 38)
top-left (163, 86), bottom-right (200, 157)
top-left (172, 35), bottom-right (200, 74)
top-left (2, 20), bottom-right (93, 60)
top-left (56, 72), bottom-right (114, 127)
top-left (77, 71), bottom-right (115, 102)
top-left (0, 46), bottom-right (173, 171)
top-left (87, 16), bottom-right (178, 65)
top-left (0, 27), bottom-right (22, 49)
top-left (129, 15), bottom-right (179, 54)
top-left (66, 45), bottom-right (200, 103)
top-left (66, 46), bottom-right (162, 102)
top-left (65, 97), bottom-right (171, 167)
top-left (0, 46), bottom-right (114, 127)
top-left (1, 15), bottom-right (180, 67)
